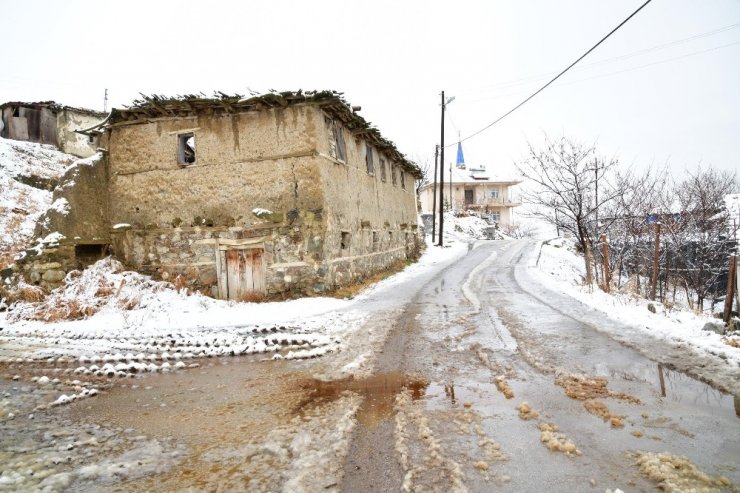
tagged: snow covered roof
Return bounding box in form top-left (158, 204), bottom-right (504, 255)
top-left (108, 90), bottom-right (422, 178)
top-left (0, 101), bottom-right (105, 118)
top-left (421, 166), bottom-right (521, 189)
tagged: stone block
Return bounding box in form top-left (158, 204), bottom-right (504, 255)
top-left (42, 270), bottom-right (66, 282)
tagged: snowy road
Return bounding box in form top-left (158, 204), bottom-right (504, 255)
top-left (1, 240), bottom-right (738, 491)
top-left (341, 240), bottom-right (739, 492)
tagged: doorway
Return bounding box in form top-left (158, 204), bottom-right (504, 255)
top-left (220, 248), bottom-right (265, 300)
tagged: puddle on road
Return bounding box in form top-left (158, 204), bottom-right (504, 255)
top-left (295, 372), bottom-right (429, 427)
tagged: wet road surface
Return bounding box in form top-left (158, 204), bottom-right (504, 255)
top-left (341, 240), bottom-right (739, 492)
top-left (1, 240), bottom-right (738, 492)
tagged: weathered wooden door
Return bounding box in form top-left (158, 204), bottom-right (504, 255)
top-left (224, 248), bottom-right (265, 300)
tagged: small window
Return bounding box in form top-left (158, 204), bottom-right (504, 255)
top-left (340, 231), bottom-right (351, 250)
top-left (177, 132), bottom-right (196, 165)
top-left (391, 164), bottom-right (397, 186)
top-left (328, 120), bottom-right (347, 162)
top-left (490, 190), bottom-right (499, 198)
top-left (400, 171), bottom-right (405, 189)
top-left (75, 243), bottom-right (108, 267)
top-left (380, 158), bottom-right (387, 182)
top-left (88, 134), bottom-right (97, 144)
top-left (12, 106), bottom-right (20, 117)
top-left (490, 211), bottom-right (501, 222)
top-left (365, 144), bottom-right (374, 175)
top-left (372, 231), bottom-right (379, 252)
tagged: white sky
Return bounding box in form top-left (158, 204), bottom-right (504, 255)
top-left (1, 0), bottom-right (738, 178)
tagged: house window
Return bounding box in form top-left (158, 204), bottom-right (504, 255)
top-left (490, 190), bottom-right (499, 198)
top-left (400, 171), bottom-right (405, 189)
top-left (391, 165), bottom-right (397, 186)
top-left (177, 132), bottom-right (196, 165)
top-left (380, 158), bottom-right (387, 182)
top-left (330, 122), bottom-right (347, 162)
top-left (340, 231), bottom-right (351, 250)
top-left (372, 231), bottom-right (379, 252)
top-left (365, 145), bottom-right (374, 174)
top-left (490, 211), bottom-right (501, 222)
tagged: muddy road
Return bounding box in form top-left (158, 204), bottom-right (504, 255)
top-left (1, 240), bottom-right (738, 492)
top-left (341, 240), bottom-right (739, 492)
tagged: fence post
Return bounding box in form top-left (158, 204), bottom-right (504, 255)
top-left (723, 255), bottom-right (737, 324)
top-left (601, 233), bottom-right (610, 293)
top-left (650, 222), bottom-right (661, 301)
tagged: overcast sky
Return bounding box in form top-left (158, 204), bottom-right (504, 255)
top-left (1, 0), bottom-right (738, 178)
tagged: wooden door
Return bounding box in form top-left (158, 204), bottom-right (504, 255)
top-left (224, 248), bottom-right (265, 300)
top-left (464, 189), bottom-right (474, 206)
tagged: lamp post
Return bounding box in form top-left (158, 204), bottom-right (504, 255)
top-left (438, 92), bottom-right (454, 246)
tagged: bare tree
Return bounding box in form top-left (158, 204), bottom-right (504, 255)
top-left (672, 167), bottom-right (738, 310)
top-left (517, 135), bottom-right (621, 284)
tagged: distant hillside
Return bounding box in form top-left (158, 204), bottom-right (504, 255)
top-left (0, 137), bottom-right (76, 268)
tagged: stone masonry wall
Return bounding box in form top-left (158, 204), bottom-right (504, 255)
top-left (312, 109), bottom-right (421, 286)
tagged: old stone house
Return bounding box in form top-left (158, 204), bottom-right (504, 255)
top-left (0, 101), bottom-right (105, 158)
top-left (20, 91), bottom-right (422, 299)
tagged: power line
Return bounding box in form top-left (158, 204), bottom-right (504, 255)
top-left (461, 21), bottom-right (740, 96)
top-left (457, 40), bottom-right (740, 107)
top-left (448, 0), bottom-right (654, 148)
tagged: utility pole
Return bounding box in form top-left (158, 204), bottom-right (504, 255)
top-left (438, 91), bottom-right (445, 246)
top-left (650, 222), bottom-right (661, 301)
top-left (600, 233), bottom-right (610, 293)
top-left (449, 160), bottom-right (453, 211)
top-left (103, 88), bottom-right (108, 113)
top-left (438, 92), bottom-right (454, 246)
top-left (432, 145), bottom-right (439, 239)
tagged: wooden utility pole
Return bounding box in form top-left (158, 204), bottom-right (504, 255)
top-left (601, 233), bottom-right (610, 293)
top-left (432, 145), bottom-right (439, 239)
top-left (650, 222), bottom-right (661, 301)
top-left (438, 91), bottom-right (445, 246)
top-left (723, 255), bottom-right (737, 324)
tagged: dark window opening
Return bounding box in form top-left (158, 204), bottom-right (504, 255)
top-left (75, 244), bottom-right (108, 267)
top-left (388, 231), bottom-right (393, 244)
top-left (365, 144), bottom-right (374, 175)
top-left (400, 171), bottom-right (405, 189)
top-left (391, 165), bottom-right (397, 186)
top-left (464, 189), bottom-right (474, 206)
top-left (12, 106), bottom-right (20, 117)
top-left (380, 158), bottom-right (387, 182)
top-left (88, 134), bottom-right (97, 144)
top-left (178, 132), bottom-right (196, 165)
top-left (340, 231), bottom-right (351, 250)
top-left (334, 124), bottom-right (346, 162)
top-left (372, 231), bottom-right (379, 252)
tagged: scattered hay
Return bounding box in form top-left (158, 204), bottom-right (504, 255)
top-left (583, 399), bottom-right (625, 428)
top-left (631, 430), bottom-right (643, 438)
top-left (555, 375), bottom-right (641, 404)
top-left (478, 437), bottom-right (507, 462)
top-left (7, 258), bottom-right (175, 322)
top-left (538, 422), bottom-right (581, 456)
top-left (634, 451), bottom-right (733, 492)
top-left (0, 281), bottom-right (46, 304)
top-left (516, 402), bottom-right (539, 421)
top-left (721, 337), bottom-right (740, 349)
top-left (473, 461), bottom-right (489, 471)
top-left (494, 375), bottom-right (514, 399)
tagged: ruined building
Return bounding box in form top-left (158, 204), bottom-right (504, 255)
top-left (0, 101), bottom-right (105, 158)
top-left (17, 91), bottom-right (422, 299)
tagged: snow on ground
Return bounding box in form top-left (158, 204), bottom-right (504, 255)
top-left (0, 137), bottom-right (75, 266)
top-left (531, 237), bottom-right (740, 370)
